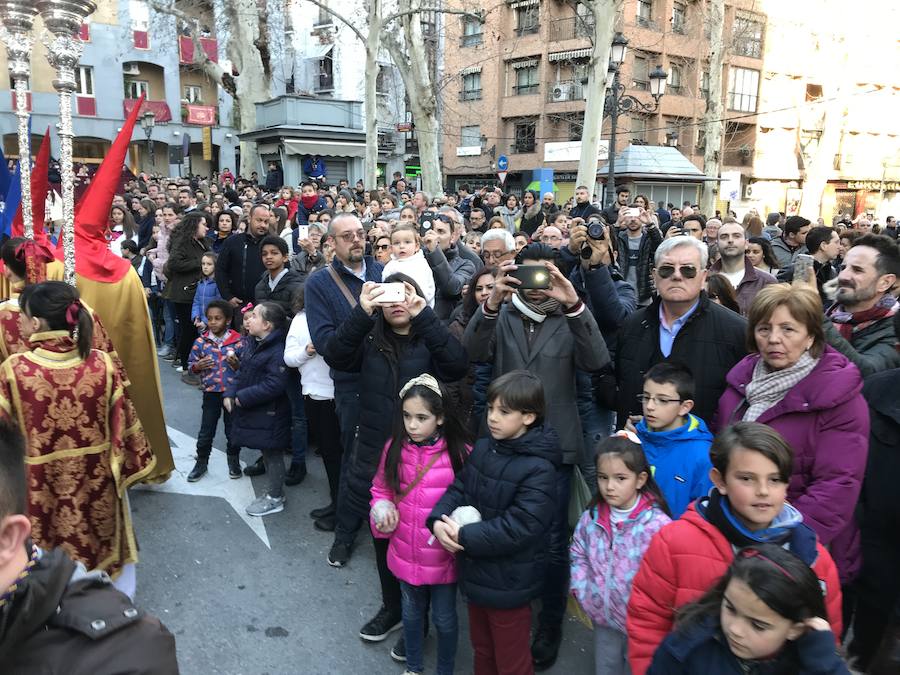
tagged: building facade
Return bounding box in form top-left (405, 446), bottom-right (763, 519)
top-left (0, 0), bottom-right (248, 177)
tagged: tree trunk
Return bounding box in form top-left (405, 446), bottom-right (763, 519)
top-left (700, 0), bottom-right (725, 217)
top-left (576, 1), bottom-right (621, 195)
top-left (364, 3), bottom-right (382, 188)
top-left (799, 83), bottom-right (846, 221)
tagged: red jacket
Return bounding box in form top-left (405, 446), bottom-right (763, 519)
top-left (626, 503), bottom-right (843, 675)
top-left (274, 197), bottom-right (300, 223)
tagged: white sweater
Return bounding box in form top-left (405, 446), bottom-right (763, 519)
top-left (381, 249), bottom-right (436, 307)
top-left (283, 311), bottom-right (334, 400)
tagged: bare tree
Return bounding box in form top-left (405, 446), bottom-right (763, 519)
top-left (699, 0), bottom-right (725, 216)
top-left (147, 0), bottom-right (277, 177)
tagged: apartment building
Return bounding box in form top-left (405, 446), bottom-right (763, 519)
top-left (0, 0), bottom-right (244, 177)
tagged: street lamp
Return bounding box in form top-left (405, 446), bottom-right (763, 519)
top-left (140, 110), bottom-right (155, 172)
top-left (603, 32), bottom-right (667, 206)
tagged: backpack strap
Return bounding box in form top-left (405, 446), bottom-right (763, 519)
top-left (327, 264), bottom-right (358, 309)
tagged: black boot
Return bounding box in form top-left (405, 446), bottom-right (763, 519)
top-left (310, 502), bottom-right (336, 519)
top-left (531, 624), bottom-right (563, 671)
top-left (243, 456), bottom-right (266, 476)
top-left (314, 513), bottom-right (336, 532)
top-left (227, 453), bottom-right (241, 479)
top-left (187, 459), bottom-right (208, 482)
top-left (284, 462), bottom-right (307, 486)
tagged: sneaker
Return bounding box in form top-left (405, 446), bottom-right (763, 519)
top-left (227, 456), bottom-right (242, 479)
top-left (284, 463), bottom-right (307, 486)
top-left (173, 365), bottom-right (184, 373)
top-left (186, 460), bottom-right (207, 482)
top-left (314, 514), bottom-right (336, 532)
top-left (390, 635), bottom-right (407, 662)
top-left (310, 502), bottom-right (336, 519)
top-left (531, 624), bottom-right (562, 671)
top-left (327, 542), bottom-right (351, 568)
top-left (245, 494), bottom-right (285, 517)
top-left (156, 346), bottom-right (173, 358)
top-left (181, 372), bottom-right (200, 386)
top-left (359, 605), bottom-right (402, 642)
top-left (243, 456), bottom-right (266, 476)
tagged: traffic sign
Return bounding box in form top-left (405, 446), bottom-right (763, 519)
top-left (497, 155), bottom-right (509, 172)
top-left (497, 170), bottom-right (508, 185)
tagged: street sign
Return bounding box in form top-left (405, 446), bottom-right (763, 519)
top-left (497, 170), bottom-right (507, 185)
top-left (497, 154), bottom-right (509, 171)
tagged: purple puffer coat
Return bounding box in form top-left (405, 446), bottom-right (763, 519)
top-left (715, 345), bottom-right (869, 583)
top-left (370, 437), bottom-right (464, 587)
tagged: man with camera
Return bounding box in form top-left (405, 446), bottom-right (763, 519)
top-left (615, 206), bottom-right (663, 306)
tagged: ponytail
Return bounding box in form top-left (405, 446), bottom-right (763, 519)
top-left (19, 281), bottom-right (95, 359)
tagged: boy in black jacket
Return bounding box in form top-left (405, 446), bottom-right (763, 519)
top-left (428, 370), bottom-right (559, 675)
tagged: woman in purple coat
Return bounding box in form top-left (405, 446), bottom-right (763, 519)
top-left (716, 285), bottom-right (869, 591)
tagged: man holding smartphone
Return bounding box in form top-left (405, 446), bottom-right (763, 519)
top-left (614, 206), bottom-right (663, 307)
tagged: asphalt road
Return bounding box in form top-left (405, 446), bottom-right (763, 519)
top-left (131, 358), bottom-right (595, 674)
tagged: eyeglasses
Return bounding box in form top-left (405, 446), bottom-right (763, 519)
top-left (375, 244), bottom-right (390, 251)
top-left (656, 264), bottom-right (699, 279)
top-left (637, 394), bottom-right (683, 406)
top-left (483, 250), bottom-right (510, 262)
top-left (336, 230), bottom-right (366, 243)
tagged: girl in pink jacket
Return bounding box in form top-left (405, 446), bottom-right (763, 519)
top-left (370, 374), bottom-right (471, 675)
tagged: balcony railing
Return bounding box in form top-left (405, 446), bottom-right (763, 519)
top-left (316, 73), bottom-right (334, 91)
top-left (512, 83), bottom-right (539, 96)
top-left (459, 89), bottom-right (482, 101)
top-left (514, 24), bottom-right (540, 37)
top-left (460, 33), bottom-right (483, 47)
top-left (510, 141), bottom-right (536, 154)
top-left (547, 80), bottom-right (584, 102)
top-left (723, 148), bottom-right (754, 166)
top-left (635, 15), bottom-right (660, 30)
top-left (549, 16), bottom-right (594, 41)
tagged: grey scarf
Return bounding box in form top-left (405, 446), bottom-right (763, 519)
top-left (511, 292), bottom-right (560, 323)
top-left (743, 351), bottom-right (818, 422)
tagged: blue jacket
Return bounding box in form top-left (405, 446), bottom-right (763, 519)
top-left (226, 330), bottom-right (291, 450)
top-left (294, 197), bottom-right (327, 229)
top-left (636, 414), bottom-right (714, 519)
top-left (648, 615), bottom-right (850, 674)
top-left (188, 328), bottom-right (243, 393)
top-left (305, 257), bottom-right (384, 389)
top-left (191, 277), bottom-right (223, 323)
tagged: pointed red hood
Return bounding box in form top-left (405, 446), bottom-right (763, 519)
top-left (55, 94), bottom-right (145, 282)
top-left (12, 127), bottom-right (51, 242)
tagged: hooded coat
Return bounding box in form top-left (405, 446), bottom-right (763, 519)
top-left (626, 498), bottom-right (843, 675)
top-left (427, 426), bottom-right (560, 609)
top-left (636, 414), bottom-right (714, 519)
top-left (716, 345), bottom-right (869, 583)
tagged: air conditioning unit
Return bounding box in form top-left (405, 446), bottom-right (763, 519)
top-left (744, 184), bottom-right (755, 199)
top-left (551, 82), bottom-right (573, 102)
top-left (123, 62), bottom-right (140, 76)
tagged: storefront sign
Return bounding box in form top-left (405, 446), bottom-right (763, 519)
top-left (847, 181), bottom-right (900, 191)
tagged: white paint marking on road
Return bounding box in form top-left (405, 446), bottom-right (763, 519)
top-left (134, 425), bottom-right (270, 549)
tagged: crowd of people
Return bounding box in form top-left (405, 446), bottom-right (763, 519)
top-left (1, 164), bottom-right (898, 674)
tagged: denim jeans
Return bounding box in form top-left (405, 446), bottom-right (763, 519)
top-left (400, 581), bottom-right (458, 675)
top-left (162, 299), bottom-right (177, 347)
top-left (334, 386), bottom-right (363, 547)
top-left (196, 392), bottom-right (239, 459)
top-left (284, 370), bottom-right (308, 468)
top-left (538, 463), bottom-right (573, 631)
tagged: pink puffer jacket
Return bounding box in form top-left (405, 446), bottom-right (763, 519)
top-left (370, 437), bottom-right (462, 587)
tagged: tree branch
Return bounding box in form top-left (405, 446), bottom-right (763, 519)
top-left (381, 7), bottom-right (483, 26)
top-left (300, 0), bottom-right (369, 44)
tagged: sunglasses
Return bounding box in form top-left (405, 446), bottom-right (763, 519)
top-left (656, 264), bottom-right (699, 279)
top-left (375, 244), bottom-right (390, 251)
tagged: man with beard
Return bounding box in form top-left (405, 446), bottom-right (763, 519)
top-left (820, 234), bottom-right (900, 376)
top-left (215, 204), bottom-right (272, 318)
top-left (615, 207), bottom-right (663, 306)
top-left (569, 184), bottom-right (602, 221)
top-left (305, 213), bottom-right (384, 562)
top-left (708, 221), bottom-right (776, 315)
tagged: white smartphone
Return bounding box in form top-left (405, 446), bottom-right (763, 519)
top-left (296, 225), bottom-right (309, 241)
top-left (375, 282), bottom-right (406, 304)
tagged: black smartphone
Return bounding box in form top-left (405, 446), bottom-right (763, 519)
top-left (510, 265), bottom-right (551, 290)
top-left (419, 211), bottom-right (436, 237)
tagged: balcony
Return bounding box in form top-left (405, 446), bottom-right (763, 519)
top-left (514, 24), bottom-right (540, 37)
top-left (510, 141), bottom-right (536, 154)
top-left (512, 83), bottom-right (539, 96)
top-left (547, 80), bottom-right (584, 102)
top-left (123, 98), bottom-right (172, 122)
top-left (460, 33), bottom-right (483, 47)
top-left (724, 146), bottom-right (754, 166)
top-left (634, 16), bottom-right (660, 30)
top-left (459, 89), bottom-right (482, 101)
top-left (549, 16), bottom-right (594, 41)
top-left (182, 104), bottom-right (218, 125)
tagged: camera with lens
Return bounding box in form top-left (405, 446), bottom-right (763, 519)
top-left (586, 216), bottom-right (606, 240)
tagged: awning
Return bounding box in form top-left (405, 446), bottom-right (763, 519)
top-left (256, 143), bottom-right (281, 155)
top-left (512, 58), bottom-right (539, 69)
top-left (304, 42), bottom-right (333, 60)
top-left (283, 138), bottom-right (366, 158)
top-left (549, 48), bottom-right (592, 62)
top-left (460, 65), bottom-right (482, 76)
top-left (509, 0), bottom-right (540, 7)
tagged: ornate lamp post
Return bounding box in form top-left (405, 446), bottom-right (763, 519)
top-left (141, 110), bottom-right (156, 172)
top-left (36, 0), bottom-right (96, 285)
top-left (604, 32), bottom-right (668, 206)
top-left (0, 1), bottom-right (40, 237)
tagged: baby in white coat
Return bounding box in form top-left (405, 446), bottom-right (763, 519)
top-left (380, 222), bottom-right (436, 307)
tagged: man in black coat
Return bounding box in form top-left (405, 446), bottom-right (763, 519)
top-left (601, 186), bottom-right (630, 224)
top-left (615, 236), bottom-right (747, 428)
top-left (264, 162), bottom-right (283, 192)
top-left (215, 203), bottom-right (271, 321)
top-left (570, 184), bottom-right (603, 221)
top-left (0, 422), bottom-right (178, 674)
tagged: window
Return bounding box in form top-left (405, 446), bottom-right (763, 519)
top-left (665, 117), bottom-right (689, 146)
top-left (460, 125), bottom-right (481, 147)
top-left (513, 119), bottom-right (536, 153)
top-left (129, 0), bottom-right (149, 31)
top-left (733, 15), bottom-right (763, 58)
top-left (727, 66), bottom-right (759, 112)
top-left (9, 74), bottom-right (30, 90)
top-left (671, 2), bottom-right (686, 33)
top-left (630, 115), bottom-right (648, 142)
top-left (376, 66), bottom-right (391, 95)
top-left (460, 72), bottom-right (481, 100)
top-left (315, 0), bottom-right (332, 26)
top-left (76, 66), bottom-right (93, 96)
top-left (317, 53), bottom-right (334, 91)
top-left (700, 69), bottom-right (710, 96)
top-left (575, 2), bottom-right (595, 38)
top-left (184, 85), bottom-right (203, 103)
top-left (461, 16), bottom-right (483, 46)
top-left (632, 53), bottom-right (649, 90)
top-left (568, 113), bottom-right (585, 141)
top-left (696, 127), bottom-right (706, 149)
top-left (513, 64), bottom-right (539, 95)
top-left (636, 0), bottom-right (653, 26)
top-left (125, 80), bottom-right (149, 99)
top-left (515, 5), bottom-right (540, 36)
top-left (667, 64), bottom-right (683, 94)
